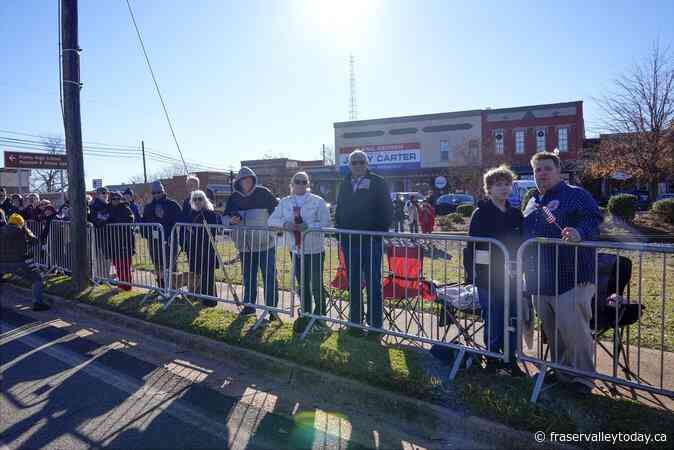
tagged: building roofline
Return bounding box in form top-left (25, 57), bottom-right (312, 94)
top-left (334, 109), bottom-right (483, 128)
top-left (485, 100), bottom-right (582, 115)
top-left (334, 101), bottom-right (583, 129)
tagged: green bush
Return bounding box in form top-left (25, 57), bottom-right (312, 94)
top-left (447, 213), bottom-right (464, 224)
top-left (521, 188), bottom-right (538, 212)
top-left (652, 198), bottom-right (674, 225)
top-left (456, 204), bottom-right (475, 217)
top-left (608, 194), bottom-right (638, 223)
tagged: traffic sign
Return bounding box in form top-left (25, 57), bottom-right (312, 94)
top-left (4, 151), bottom-right (68, 170)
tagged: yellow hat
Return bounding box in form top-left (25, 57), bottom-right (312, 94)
top-left (8, 213), bottom-right (25, 227)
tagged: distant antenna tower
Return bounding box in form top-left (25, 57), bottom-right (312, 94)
top-left (349, 53), bottom-right (358, 120)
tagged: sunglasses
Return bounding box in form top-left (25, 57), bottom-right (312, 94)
top-left (349, 160), bottom-right (366, 166)
top-left (293, 179), bottom-right (308, 185)
top-left (111, 197), bottom-right (121, 201)
top-left (194, 197), bottom-right (205, 202)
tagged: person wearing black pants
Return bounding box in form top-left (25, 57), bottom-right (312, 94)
top-left (335, 150), bottom-right (393, 338)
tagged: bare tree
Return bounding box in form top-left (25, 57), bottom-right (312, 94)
top-left (30, 137), bottom-right (68, 193)
top-left (590, 42), bottom-right (674, 200)
top-left (127, 162), bottom-right (200, 184)
top-left (447, 138), bottom-right (484, 197)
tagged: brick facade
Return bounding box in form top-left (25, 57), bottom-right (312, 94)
top-left (481, 101), bottom-right (584, 177)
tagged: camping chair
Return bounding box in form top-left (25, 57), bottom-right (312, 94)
top-left (436, 282), bottom-right (485, 350)
top-left (328, 247), bottom-right (361, 321)
top-left (591, 253), bottom-right (646, 388)
top-left (540, 253), bottom-right (646, 386)
top-left (382, 244), bottom-right (438, 337)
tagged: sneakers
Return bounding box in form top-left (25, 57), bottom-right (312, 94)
top-left (239, 306), bottom-right (256, 316)
top-left (32, 303), bottom-right (51, 312)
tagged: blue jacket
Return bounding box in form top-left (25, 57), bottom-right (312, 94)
top-left (522, 181), bottom-right (602, 295)
top-left (128, 202), bottom-right (142, 223)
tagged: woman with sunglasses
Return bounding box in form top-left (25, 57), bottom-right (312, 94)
top-left (268, 171), bottom-right (331, 333)
top-left (184, 189), bottom-right (220, 307)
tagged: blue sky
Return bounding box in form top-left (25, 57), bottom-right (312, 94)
top-left (2, 0), bottom-right (673, 187)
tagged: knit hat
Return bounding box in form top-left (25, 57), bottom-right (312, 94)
top-left (151, 180), bottom-right (165, 194)
top-left (8, 213), bottom-right (25, 227)
top-left (123, 188), bottom-right (134, 196)
top-left (43, 205), bottom-right (57, 216)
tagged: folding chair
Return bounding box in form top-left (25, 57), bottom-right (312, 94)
top-left (436, 283), bottom-right (485, 349)
top-left (539, 253), bottom-right (646, 386)
top-left (328, 247), bottom-right (360, 321)
top-left (591, 253), bottom-right (646, 387)
top-left (382, 244), bottom-right (438, 337)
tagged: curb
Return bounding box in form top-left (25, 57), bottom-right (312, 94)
top-left (3, 284), bottom-right (572, 450)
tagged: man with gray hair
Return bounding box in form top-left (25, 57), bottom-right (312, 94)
top-left (181, 174), bottom-right (201, 220)
top-left (336, 150), bottom-right (393, 337)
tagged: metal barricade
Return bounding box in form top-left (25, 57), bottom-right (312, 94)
top-left (300, 228), bottom-right (513, 378)
top-left (25, 220), bottom-right (49, 271)
top-left (47, 220), bottom-right (73, 274)
top-left (516, 237), bottom-right (674, 402)
top-left (166, 224), bottom-right (296, 327)
top-left (89, 222), bottom-right (167, 297)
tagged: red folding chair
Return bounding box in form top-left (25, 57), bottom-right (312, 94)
top-left (382, 245), bottom-right (437, 337)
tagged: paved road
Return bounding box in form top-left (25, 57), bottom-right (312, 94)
top-left (0, 291), bottom-right (485, 450)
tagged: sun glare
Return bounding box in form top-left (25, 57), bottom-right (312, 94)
top-left (295, 0), bottom-right (381, 49)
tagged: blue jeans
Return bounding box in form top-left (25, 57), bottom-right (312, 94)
top-left (478, 287), bottom-right (516, 361)
top-left (240, 248), bottom-right (278, 307)
top-left (340, 236), bottom-right (383, 328)
top-left (0, 262), bottom-right (45, 305)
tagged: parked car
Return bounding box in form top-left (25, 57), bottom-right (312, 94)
top-left (435, 193), bottom-right (475, 215)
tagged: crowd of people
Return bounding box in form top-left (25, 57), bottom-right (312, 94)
top-left (0, 149), bottom-right (602, 394)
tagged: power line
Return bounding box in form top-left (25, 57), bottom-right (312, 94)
top-left (0, 135), bottom-right (226, 171)
top-left (124, 0), bottom-right (188, 173)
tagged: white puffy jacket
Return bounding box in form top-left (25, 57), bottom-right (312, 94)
top-left (267, 193), bottom-right (331, 254)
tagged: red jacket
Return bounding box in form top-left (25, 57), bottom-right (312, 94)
top-left (419, 204), bottom-right (435, 233)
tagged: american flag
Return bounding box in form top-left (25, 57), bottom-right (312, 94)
top-left (539, 205), bottom-right (563, 230)
top-left (541, 205), bottom-right (557, 224)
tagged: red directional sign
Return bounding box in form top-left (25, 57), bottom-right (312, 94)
top-left (4, 151), bottom-right (68, 170)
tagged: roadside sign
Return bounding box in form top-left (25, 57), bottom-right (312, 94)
top-left (4, 151), bottom-right (68, 170)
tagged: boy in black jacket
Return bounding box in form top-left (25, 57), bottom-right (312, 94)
top-left (335, 150), bottom-right (392, 335)
top-left (463, 165), bottom-right (524, 376)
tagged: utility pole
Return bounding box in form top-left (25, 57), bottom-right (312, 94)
top-left (141, 140), bottom-right (148, 184)
top-left (322, 144), bottom-right (326, 165)
top-left (61, 0), bottom-right (91, 290)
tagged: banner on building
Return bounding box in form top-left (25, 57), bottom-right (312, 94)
top-left (338, 143), bottom-right (421, 173)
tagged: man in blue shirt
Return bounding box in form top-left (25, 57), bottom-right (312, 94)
top-left (522, 151), bottom-right (603, 395)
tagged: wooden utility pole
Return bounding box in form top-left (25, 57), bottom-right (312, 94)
top-left (61, 0), bottom-right (91, 290)
top-left (141, 140), bottom-right (148, 184)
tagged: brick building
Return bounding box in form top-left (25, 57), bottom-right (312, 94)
top-left (481, 101), bottom-right (585, 181)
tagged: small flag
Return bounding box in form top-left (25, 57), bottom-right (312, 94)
top-left (541, 206), bottom-right (556, 224)
top-left (539, 205), bottom-right (563, 231)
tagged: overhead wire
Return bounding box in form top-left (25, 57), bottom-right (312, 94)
top-left (124, 0), bottom-right (188, 174)
top-left (0, 131), bottom-right (226, 171)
